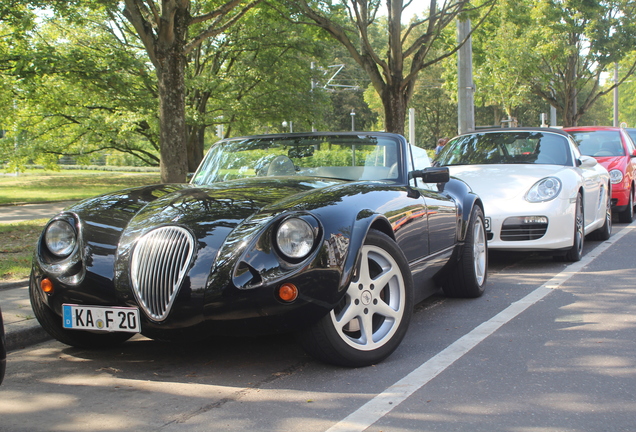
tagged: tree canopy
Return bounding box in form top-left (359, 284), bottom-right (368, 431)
top-left (2, 0), bottom-right (636, 175)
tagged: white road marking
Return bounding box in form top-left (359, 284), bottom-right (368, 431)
top-left (326, 224), bottom-right (635, 432)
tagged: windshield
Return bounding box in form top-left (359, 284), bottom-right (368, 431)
top-left (436, 131), bottom-right (572, 166)
top-left (569, 130), bottom-right (626, 157)
top-left (191, 135), bottom-right (401, 185)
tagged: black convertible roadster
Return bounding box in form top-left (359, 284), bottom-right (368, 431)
top-left (30, 132), bottom-right (487, 367)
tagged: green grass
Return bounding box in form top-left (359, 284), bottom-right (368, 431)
top-left (0, 219), bottom-right (48, 281)
top-left (0, 169), bottom-right (163, 281)
top-left (0, 169), bottom-right (161, 205)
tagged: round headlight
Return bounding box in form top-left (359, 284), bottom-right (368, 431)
top-left (526, 177), bottom-right (562, 203)
top-left (45, 220), bottom-right (77, 257)
top-left (609, 169), bottom-right (623, 185)
top-left (276, 217), bottom-right (315, 259)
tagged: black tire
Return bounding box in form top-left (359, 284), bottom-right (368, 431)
top-left (562, 193), bottom-right (584, 262)
top-left (442, 205), bottom-right (488, 298)
top-left (589, 186), bottom-right (612, 241)
top-left (298, 230), bottom-right (413, 367)
top-left (29, 275), bottom-right (134, 349)
top-left (618, 188), bottom-right (634, 223)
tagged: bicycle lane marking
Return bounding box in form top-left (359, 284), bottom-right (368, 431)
top-left (326, 223), bottom-right (635, 432)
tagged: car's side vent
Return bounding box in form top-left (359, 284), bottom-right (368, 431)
top-left (130, 226), bottom-right (195, 321)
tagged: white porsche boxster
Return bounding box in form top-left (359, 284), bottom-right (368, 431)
top-left (436, 128), bottom-right (612, 261)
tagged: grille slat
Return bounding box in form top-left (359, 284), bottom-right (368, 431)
top-left (500, 224), bottom-right (548, 241)
top-left (131, 226), bottom-right (195, 321)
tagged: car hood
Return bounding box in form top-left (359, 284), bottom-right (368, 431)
top-left (60, 176), bottom-right (365, 298)
top-left (446, 164), bottom-right (567, 202)
top-left (593, 155), bottom-right (627, 173)
top-left (70, 176), bottom-right (346, 247)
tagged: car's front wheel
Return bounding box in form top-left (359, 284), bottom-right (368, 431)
top-left (299, 230), bottom-right (413, 367)
top-left (442, 205), bottom-right (488, 298)
top-left (618, 187), bottom-right (634, 223)
top-left (559, 193), bottom-right (584, 262)
top-left (29, 275), bottom-right (134, 348)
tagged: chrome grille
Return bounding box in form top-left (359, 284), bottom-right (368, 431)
top-left (131, 226), bottom-right (195, 321)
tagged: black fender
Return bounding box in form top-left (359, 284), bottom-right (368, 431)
top-left (439, 177), bottom-right (484, 243)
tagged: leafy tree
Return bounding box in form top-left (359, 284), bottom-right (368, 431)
top-left (2, 7), bottom-right (161, 168)
top-left (616, 52), bottom-right (636, 127)
top-left (520, 0), bottom-right (636, 126)
top-left (286, 0), bottom-right (495, 135)
top-left (122, 0), bottom-right (260, 183)
top-left (184, 3), bottom-right (335, 170)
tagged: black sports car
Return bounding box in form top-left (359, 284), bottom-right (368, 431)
top-left (30, 132), bottom-right (487, 367)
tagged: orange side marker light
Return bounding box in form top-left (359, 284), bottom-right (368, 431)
top-left (278, 283), bottom-right (298, 302)
top-left (40, 278), bottom-right (54, 294)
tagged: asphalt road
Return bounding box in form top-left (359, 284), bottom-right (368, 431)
top-left (1, 222), bottom-right (634, 432)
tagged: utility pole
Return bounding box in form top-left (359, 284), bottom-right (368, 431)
top-left (457, 19), bottom-right (475, 134)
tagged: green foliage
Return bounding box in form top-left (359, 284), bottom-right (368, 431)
top-left (1, 6), bottom-right (160, 169)
top-left (470, 0), bottom-right (636, 127)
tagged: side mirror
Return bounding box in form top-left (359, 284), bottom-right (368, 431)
top-left (409, 167), bottom-right (450, 183)
top-left (631, 149), bottom-right (636, 158)
top-left (578, 155), bottom-right (597, 168)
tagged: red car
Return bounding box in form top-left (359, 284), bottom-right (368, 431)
top-left (565, 126), bottom-right (636, 222)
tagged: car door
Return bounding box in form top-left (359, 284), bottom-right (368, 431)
top-left (408, 145), bottom-right (457, 255)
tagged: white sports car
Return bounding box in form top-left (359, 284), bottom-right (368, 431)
top-left (435, 128), bottom-right (612, 261)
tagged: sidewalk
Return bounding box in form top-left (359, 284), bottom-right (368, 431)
top-left (0, 201), bottom-right (77, 223)
top-left (1, 201), bottom-right (77, 350)
top-left (0, 282), bottom-right (50, 351)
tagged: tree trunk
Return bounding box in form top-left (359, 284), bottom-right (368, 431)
top-left (382, 85), bottom-right (407, 135)
top-left (157, 52), bottom-right (188, 183)
top-left (186, 125), bottom-right (205, 172)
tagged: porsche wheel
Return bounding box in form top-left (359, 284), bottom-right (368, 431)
top-left (618, 188), bottom-right (634, 223)
top-left (442, 205), bottom-right (487, 298)
top-left (299, 230), bottom-right (413, 367)
top-left (29, 275), bottom-right (134, 349)
top-left (561, 193), bottom-right (584, 262)
top-left (589, 187), bottom-right (612, 241)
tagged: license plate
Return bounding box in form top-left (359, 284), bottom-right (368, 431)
top-left (62, 304), bottom-right (140, 333)
top-left (484, 217), bottom-right (491, 232)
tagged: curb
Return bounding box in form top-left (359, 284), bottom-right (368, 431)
top-left (0, 279), bottom-right (30, 291)
top-left (6, 323), bottom-right (51, 352)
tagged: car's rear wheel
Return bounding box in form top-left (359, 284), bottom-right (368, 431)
top-left (299, 230), bottom-right (413, 367)
top-left (29, 275), bottom-right (134, 348)
top-left (442, 205), bottom-right (487, 298)
top-left (559, 193), bottom-right (584, 262)
top-left (589, 186), bottom-right (612, 241)
top-left (618, 187), bottom-right (634, 223)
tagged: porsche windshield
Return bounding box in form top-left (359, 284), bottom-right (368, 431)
top-left (191, 135), bottom-right (401, 184)
top-left (437, 131), bottom-right (572, 166)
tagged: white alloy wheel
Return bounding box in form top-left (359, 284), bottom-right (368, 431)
top-left (330, 243), bottom-right (406, 351)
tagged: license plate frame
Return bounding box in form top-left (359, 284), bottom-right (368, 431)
top-left (62, 304), bottom-right (140, 333)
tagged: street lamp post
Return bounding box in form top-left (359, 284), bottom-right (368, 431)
top-left (350, 109), bottom-right (356, 131)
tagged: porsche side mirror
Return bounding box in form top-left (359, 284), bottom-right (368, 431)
top-left (409, 167), bottom-right (450, 183)
top-left (578, 155), bottom-right (597, 168)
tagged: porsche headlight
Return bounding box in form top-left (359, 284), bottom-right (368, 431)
top-left (609, 169), bottom-right (623, 184)
top-left (526, 177), bottom-right (562, 203)
top-left (276, 217), bottom-right (315, 259)
top-left (45, 220), bottom-right (77, 257)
